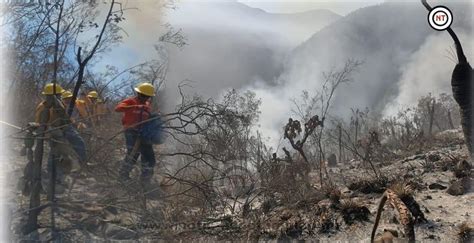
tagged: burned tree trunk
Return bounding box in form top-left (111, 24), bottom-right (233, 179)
top-left (21, 125), bottom-right (37, 196)
top-left (22, 101), bottom-right (50, 234)
top-left (284, 116), bottom-right (324, 181)
top-left (428, 99), bottom-right (435, 136)
top-left (422, 0), bottom-right (474, 159)
top-left (68, 0), bottom-right (116, 116)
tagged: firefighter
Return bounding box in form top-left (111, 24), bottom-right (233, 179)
top-left (61, 90), bottom-right (88, 130)
top-left (35, 83), bottom-right (87, 191)
top-left (85, 90), bottom-right (104, 127)
top-left (96, 97), bottom-right (109, 122)
top-left (115, 83), bottom-right (156, 185)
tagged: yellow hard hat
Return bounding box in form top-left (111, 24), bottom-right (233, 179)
top-left (62, 90), bottom-right (73, 99)
top-left (87, 91), bottom-right (98, 98)
top-left (42, 83), bottom-right (64, 95)
top-left (134, 82), bottom-right (155, 97)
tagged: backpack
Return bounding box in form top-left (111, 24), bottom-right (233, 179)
top-left (140, 113), bottom-right (164, 145)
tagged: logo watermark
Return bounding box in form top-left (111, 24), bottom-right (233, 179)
top-left (427, 6), bottom-right (453, 31)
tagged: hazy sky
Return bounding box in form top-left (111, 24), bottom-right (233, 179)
top-left (239, 0), bottom-right (386, 15)
top-left (177, 0), bottom-right (387, 15)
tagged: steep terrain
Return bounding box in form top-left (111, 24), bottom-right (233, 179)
top-left (251, 1), bottom-right (474, 142)
top-left (161, 1), bottom-right (340, 103)
top-left (6, 125), bottom-right (473, 241)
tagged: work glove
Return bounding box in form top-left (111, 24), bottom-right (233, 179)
top-left (77, 122), bottom-right (87, 130)
top-left (27, 122), bottom-right (40, 129)
top-left (132, 104), bottom-right (146, 109)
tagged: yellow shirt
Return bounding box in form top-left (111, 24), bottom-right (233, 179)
top-left (85, 97), bottom-right (108, 126)
top-left (96, 99), bottom-right (108, 116)
top-left (35, 101), bottom-right (70, 127)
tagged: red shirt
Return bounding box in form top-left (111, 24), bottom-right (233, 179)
top-left (115, 97), bottom-right (151, 128)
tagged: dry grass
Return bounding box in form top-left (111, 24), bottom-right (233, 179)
top-left (389, 182), bottom-right (414, 199)
top-left (389, 181), bottom-right (427, 223)
top-left (454, 160), bottom-right (472, 178)
top-left (339, 199), bottom-right (370, 225)
top-left (322, 184), bottom-right (342, 205)
top-left (318, 210), bottom-right (337, 233)
top-left (347, 175), bottom-right (390, 194)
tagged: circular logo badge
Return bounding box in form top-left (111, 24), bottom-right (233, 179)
top-left (428, 6), bottom-right (453, 31)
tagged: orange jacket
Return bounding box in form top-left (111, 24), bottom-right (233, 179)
top-left (115, 97), bottom-right (151, 129)
top-left (84, 97), bottom-right (94, 115)
top-left (75, 99), bottom-right (89, 119)
top-left (63, 99), bottom-right (89, 120)
top-left (62, 99), bottom-right (89, 130)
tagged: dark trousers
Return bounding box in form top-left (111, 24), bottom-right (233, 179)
top-left (63, 125), bottom-right (87, 163)
top-left (47, 125), bottom-right (86, 183)
top-left (119, 129), bottom-right (156, 182)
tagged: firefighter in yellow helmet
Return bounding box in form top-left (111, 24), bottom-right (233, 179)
top-left (85, 90), bottom-right (107, 127)
top-left (115, 82), bottom-right (157, 184)
top-left (34, 83), bottom-right (87, 192)
top-left (96, 97), bottom-right (109, 120)
top-left (35, 83), bottom-right (66, 126)
top-left (87, 90), bottom-right (99, 99)
top-left (62, 90), bottom-right (88, 129)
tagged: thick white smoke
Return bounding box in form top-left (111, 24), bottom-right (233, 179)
top-left (95, 0), bottom-right (340, 113)
top-left (385, 31), bottom-right (474, 116)
top-left (240, 1), bottom-right (473, 148)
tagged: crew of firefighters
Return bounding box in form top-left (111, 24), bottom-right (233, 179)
top-left (29, 82), bottom-right (159, 193)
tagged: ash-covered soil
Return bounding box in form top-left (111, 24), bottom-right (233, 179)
top-left (4, 128), bottom-right (473, 242)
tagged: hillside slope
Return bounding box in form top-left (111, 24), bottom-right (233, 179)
top-left (162, 1), bottom-right (340, 102)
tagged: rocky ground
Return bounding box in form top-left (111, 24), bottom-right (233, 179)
top-left (323, 147), bottom-right (473, 242)
top-left (3, 128), bottom-right (473, 242)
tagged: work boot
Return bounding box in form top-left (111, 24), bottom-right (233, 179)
top-left (118, 172), bottom-right (131, 184)
top-left (118, 162), bottom-right (133, 183)
top-left (140, 166), bottom-right (154, 188)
